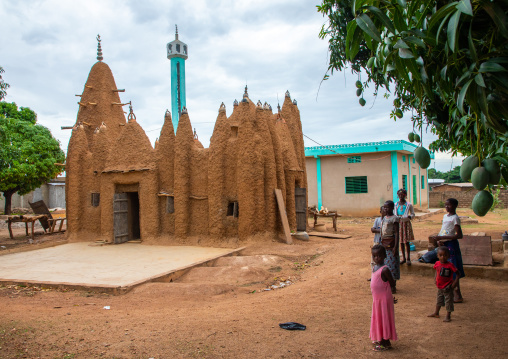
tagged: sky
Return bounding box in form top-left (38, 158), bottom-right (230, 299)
top-left (0, 0), bottom-right (462, 172)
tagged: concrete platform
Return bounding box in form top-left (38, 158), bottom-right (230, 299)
top-left (0, 242), bottom-right (243, 294)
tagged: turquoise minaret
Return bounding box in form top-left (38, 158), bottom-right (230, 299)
top-left (167, 25), bottom-right (188, 131)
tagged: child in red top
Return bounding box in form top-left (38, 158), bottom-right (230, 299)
top-left (427, 246), bottom-right (459, 322)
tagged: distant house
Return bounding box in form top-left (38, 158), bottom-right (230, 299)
top-left (305, 140), bottom-right (433, 217)
top-left (428, 178), bottom-right (445, 190)
top-left (431, 183), bottom-right (474, 192)
top-left (0, 177), bottom-right (66, 212)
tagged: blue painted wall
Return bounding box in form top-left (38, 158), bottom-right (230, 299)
top-left (171, 57), bottom-right (186, 132)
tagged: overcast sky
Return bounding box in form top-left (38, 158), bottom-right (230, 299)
top-left (0, 0), bottom-right (461, 172)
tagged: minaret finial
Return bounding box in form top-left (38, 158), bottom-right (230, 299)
top-left (175, 24), bottom-right (179, 40)
top-left (96, 34), bottom-right (103, 61)
top-left (243, 85), bottom-right (248, 99)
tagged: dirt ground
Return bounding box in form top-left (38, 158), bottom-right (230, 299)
top-left (1, 209), bottom-right (507, 359)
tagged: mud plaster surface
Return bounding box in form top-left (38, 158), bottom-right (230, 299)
top-left (66, 60), bottom-right (307, 244)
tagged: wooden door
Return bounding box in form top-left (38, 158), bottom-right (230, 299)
top-left (113, 193), bottom-right (129, 244)
top-left (295, 187), bottom-right (307, 232)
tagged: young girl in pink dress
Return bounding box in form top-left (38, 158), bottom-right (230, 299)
top-left (370, 244), bottom-right (398, 351)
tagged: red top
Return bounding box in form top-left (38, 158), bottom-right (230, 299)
top-left (433, 261), bottom-right (458, 289)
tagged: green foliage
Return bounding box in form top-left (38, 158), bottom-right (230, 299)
top-left (428, 166), bottom-right (462, 183)
top-left (317, 0), bottom-right (508, 181)
top-left (0, 102), bottom-right (65, 213)
top-left (0, 66), bottom-right (8, 101)
top-left (490, 187), bottom-right (504, 211)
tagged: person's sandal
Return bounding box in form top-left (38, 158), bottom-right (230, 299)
top-left (373, 345), bottom-right (389, 351)
top-left (407, 259), bottom-right (411, 266)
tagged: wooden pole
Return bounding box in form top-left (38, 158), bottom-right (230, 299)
top-left (274, 189), bottom-right (293, 245)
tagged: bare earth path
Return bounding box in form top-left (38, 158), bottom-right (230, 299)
top-left (1, 209), bottom-right (507, 358)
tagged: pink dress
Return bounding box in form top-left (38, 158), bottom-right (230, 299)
top-left (370, 265), bottom-right (398, 341)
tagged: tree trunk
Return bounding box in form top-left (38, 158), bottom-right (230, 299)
top-left (3, 189), bottom-right (15, 215)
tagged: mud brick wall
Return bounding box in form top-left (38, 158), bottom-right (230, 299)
top-left (429, 189), bottom-right (508, 208)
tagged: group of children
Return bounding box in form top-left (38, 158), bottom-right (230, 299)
top-left (369, 192), bottom-right (465, 351)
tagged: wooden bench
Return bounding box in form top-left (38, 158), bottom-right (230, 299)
top-left (312, 211), bottom-right (341, 232)
top-left (29, 200), bottom-right (67, 235)
top-left (7, 215), bottom-right (48, 243)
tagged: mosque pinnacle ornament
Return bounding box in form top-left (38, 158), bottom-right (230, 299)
top-left (96, 34), bottom-right (103, 61)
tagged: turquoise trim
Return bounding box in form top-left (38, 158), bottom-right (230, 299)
top-left (426, 168), bottom-right (429, 209)
top-left (316, 156), bottom-right (322, 208)
top-left (305, 140), bottom-right (435, 159)
top-left (419, 167), bottom-right (422, 206)
top-left (171, 57), bottom-right (187, 132)
top-left (391, 151), bottom-right (399, 202)
top-left (408, 154), bottom-right (412, 202)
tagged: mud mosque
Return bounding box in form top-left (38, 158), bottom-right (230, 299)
top-left (65, 30), bottom-right (308, 244)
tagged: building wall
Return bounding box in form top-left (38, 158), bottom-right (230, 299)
top-left (0, 183), bottom-right (66, 212)
top-left (431, 184), bottom-right (473, 192)
top-left (305, 150), bottom-right (429, 217)
top-left (396, 153), bottom-right (428, 208)
top-left (306, 152), bottom-right (393, 217)
top-left (306, 157), bottom-right (318, 209)
top-left (429, 189), bottom-right (508, 208)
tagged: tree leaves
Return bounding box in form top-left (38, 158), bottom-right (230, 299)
top-left (318, 0), bottom-right (508, 161)
top-left (0, 102), bottom-right (65, 198)
top-left (356, 13), bottom-right (382, 42)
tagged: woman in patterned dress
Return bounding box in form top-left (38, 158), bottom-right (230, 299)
top-left (395, 189), bottom-right (415, 265)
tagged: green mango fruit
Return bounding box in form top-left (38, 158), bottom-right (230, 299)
top-left (356, 80), bottom-right (362, 88)
top-left (482, 158), bottom-right (501, 184)
top-left (359, 98), bottom-right (366, 106)
top-left (460, 155), bottom-right (479, 181)
top-left (414, 147), bottom-right (431, 169)
top-left (367, 57), bottom-right (375, 68)
top-left (472, 190), bottom-right (494, 217)
top-left (395, 109), bottom-right (403, 118)
top-left (356, 88), bottom-right (362, 97)
top-left (393, 98), bottom-right (401, 108)
top-left (471, 167), bottom-right (490, 190)
top-left (408, 133), bottom-right (415, 142)
top-left (414, 134), bottom-right (420, 143)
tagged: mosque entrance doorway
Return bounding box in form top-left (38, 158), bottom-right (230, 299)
top-left (295, 187), bottom-right (307, 231)
top-left (113, 192), bottom-right (141, 244)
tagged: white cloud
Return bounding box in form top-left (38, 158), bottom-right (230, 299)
top-left (1, 0), bottom-right (456, 172)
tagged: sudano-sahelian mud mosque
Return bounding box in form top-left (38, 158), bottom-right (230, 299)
top-left (65, 31), bottom-right (307, 244)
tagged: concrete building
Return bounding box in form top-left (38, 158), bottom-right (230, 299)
top-left (0, 177), bottom-right (66, 212)
top-left (305, 140), bottom-right (432, 217)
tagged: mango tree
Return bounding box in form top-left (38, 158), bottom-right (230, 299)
top-left (318, 0), bottom-right (508, 215)
top-left (0, 102), bottom-right (65, 214)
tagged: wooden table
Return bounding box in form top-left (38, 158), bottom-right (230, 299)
top-left (313, 212), bottom-right (341, 232)
top-left (6, 215), bottom-right (47, 243)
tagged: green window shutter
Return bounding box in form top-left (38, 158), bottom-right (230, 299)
top-left (347, 156), bottom-right (361, 163)
top-left (402, 156), bottom-right (406, 162)
top-left (345, 176), bottom-right (368, 193)
top-left (421, 175), bottom-right (425, 189)
top-left (402, 175), bottom-right (407, 190)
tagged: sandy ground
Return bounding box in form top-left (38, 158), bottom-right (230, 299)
top-left (1, 208), bottom-right (507, 358)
